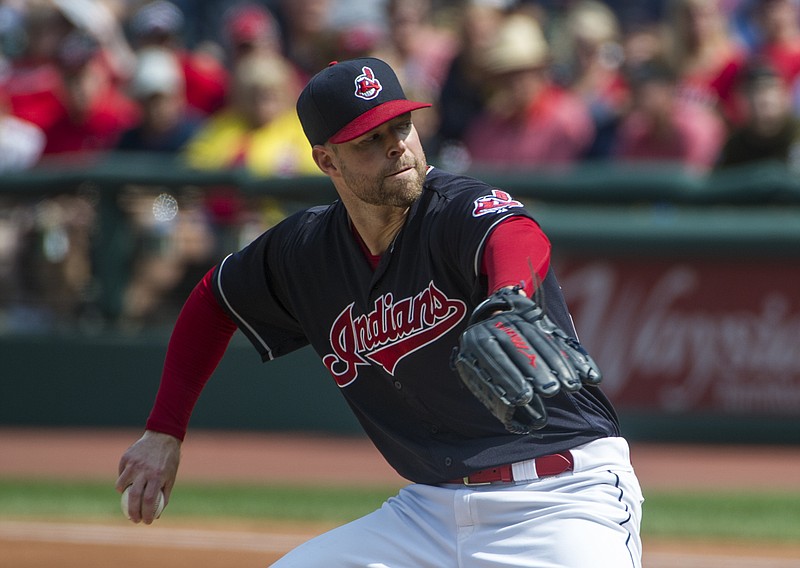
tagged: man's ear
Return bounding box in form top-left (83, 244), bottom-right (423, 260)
top-left (312, 145), bottom-right (338, 176)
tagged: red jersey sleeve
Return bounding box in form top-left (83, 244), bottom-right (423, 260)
top-left (481, 216), bottom-right (551, 298)
top-left (145, 267), bottom-right (238, 440)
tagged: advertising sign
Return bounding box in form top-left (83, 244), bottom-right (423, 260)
top-left (557, 259), bottom-right (800, 415)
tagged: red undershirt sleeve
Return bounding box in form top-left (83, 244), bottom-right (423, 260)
top-left (145, 267), bottom-right (238, 440)
top-left (481, 216), bottom-right (551, 298)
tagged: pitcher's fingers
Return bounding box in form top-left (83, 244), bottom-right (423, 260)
top-left (123, 482), bottom-right (144, 523)
top-left (140, 482), bottom-right (163, 525)
top-left (115, 463), bottom-right (135, 493)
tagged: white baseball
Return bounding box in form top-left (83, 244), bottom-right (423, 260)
top-left (121, 486), bottom-right (165, 520)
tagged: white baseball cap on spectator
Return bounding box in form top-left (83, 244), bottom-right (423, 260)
top-left (130, 47), bottom-right (184, 99)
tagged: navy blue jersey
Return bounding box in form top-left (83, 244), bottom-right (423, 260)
top-left (212, 167), bottom-right (619, 484)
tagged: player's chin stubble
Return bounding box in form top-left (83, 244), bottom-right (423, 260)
top-left (343, 157), bottom-right (427, 208)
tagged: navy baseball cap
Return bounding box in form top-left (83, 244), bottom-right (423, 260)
top-left (296, 57), bottom-right (431, 146)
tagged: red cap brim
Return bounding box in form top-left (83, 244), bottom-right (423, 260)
top-left (328, 99), bottom-right (432, 144)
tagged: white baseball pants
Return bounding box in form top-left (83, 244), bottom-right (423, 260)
top-left (271, 437), bottom-right (643, 568)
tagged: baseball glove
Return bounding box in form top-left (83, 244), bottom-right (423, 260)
top-left (452, 286), bottom-right (602, 434)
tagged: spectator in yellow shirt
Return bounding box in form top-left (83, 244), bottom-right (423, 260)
top-left (184, 53), bottom-right (320, 176)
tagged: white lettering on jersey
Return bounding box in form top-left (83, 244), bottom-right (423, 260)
top-left (323, 281), bottom-right (467, 387)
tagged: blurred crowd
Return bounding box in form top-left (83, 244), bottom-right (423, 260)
top-left (2, 0), bottom-right (800, 330)
top-left (2, 0), bottom-right (800, 174)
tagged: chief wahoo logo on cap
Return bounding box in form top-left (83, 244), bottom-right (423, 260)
top-left (354, 66), bottom-right (382, 100)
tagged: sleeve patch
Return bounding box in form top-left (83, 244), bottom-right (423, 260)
top-left (471, 190), bottom-right (524, 217)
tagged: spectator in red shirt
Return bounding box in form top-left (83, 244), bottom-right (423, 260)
top-left (5, 4), bottom-right (74, 133)
top-left (463, 13), bottom-right (595, 169)
top-left (749, 0), bottom-right (800, 87)
top-left (128, 0), bottom-right (228, 116)
top-left (0, 88), bottom-right (46, 171)
top-left (613, 60), bottom-right (726, 172)
top-left (6, 1), bottom-right (136, 133)
top-left (40, 31), bottom-right (139, 158)
top-left (665, 0), bottom-right (749, 127)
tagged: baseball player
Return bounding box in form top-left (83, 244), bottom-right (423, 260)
top-left (117, 57), bottom-right (643, 567)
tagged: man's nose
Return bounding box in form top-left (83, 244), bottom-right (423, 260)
top-left (387, 135), bottom-right (407, 157)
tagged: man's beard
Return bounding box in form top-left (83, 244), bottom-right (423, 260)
top-left (341, 155), bottom-right (427, 208)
